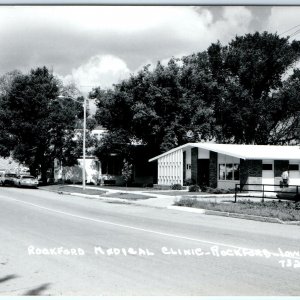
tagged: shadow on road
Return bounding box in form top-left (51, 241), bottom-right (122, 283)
top-left (0, 274), bottom-right (18, 283)
top-left (23, 283), bottom-right (51, 296)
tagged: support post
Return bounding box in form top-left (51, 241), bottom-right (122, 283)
top-left (83, 97), bottom-right (86, 191)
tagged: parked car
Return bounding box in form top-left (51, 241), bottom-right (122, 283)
top-left (0, 173), bottom-right (17, 186)
top-left (15, 175), bottom-right (39, 188)
top-left (276, 186), bottom-right (300, 201)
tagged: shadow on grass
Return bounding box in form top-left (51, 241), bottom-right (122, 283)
top-left (0, 274), bottom-right (18, 283)
top-left (23, 283), bottom-right (51, 296)
top-left (0, 274), bottom-right (51, 295)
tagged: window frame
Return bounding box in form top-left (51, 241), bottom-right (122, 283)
top-left (218, 162), bottom-right (240, 181)
top-left (289, 164), bottom-right (299, 171)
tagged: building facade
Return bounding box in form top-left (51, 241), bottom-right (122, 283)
top-left (54, 126), bottom-right (153, 186)
top-left (149, 143), bottom-right (300, 191)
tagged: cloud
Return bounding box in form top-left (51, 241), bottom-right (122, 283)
top-left (1, 5), bottom-right (300, 95)
top-left (59, 54), bottom-right (131, 90)
top-left (209, 6), bottom-right (253, 43)
top-left (266, 6), bottom-right (300, 38)
top-left (0, 6), bottom-right (215, 77)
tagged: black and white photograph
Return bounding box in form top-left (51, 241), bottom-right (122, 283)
top-left (0, 2), bottom-right (300, 296)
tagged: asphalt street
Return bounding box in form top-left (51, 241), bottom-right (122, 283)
top-left (0, 186), bottom-right (299, 296)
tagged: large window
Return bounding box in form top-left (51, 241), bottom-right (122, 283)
top-left (262, 164), bottom-right (273, 170)
top-left (289, 164), bottom-right (299, 171)
top-left (219, 163), bottom-right (240, 180)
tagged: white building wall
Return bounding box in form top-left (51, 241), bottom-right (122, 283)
top-left (198, 149), bottom-right (210, 159)
top-left (54, 158), bottom-right (101, 184)
top-left (288, 160), bottom-right (300, 185)
top-left (157, 149), bottom-right (183, 185)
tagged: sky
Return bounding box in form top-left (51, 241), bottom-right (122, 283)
top-left (1, 5), bottom-right (300, 97)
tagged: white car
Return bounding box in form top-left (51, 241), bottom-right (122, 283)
top-left (15, 175), bottom-right (39, 188)
top-left (0, 173), bottom-right (17, 186)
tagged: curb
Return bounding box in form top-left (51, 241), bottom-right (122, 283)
top-left (167, 206), bottom-right (206, 214)
top-left (40, 187), bottom-right (300, 226)
top-left (170, 205), bottom-right (300, 225)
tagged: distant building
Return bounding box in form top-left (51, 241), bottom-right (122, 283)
top-left (54, 126), bottom-right (107, 184)
top-left (0, 157), bottom-right (28, 175)
top-left (54, 126), bottom-right (154, 186)
top-left (91, 125), bottom-right (108, 141)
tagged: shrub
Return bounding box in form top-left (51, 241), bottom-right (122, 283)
top-left (206, 187), bottom-right (232, 194)
top-left (171, 183), bottom-right (183, 190)
top-left (200, 185), bottom-right (208, 192)
top-left (295, 202), bottom-right (300, 210)
top-left (142, 183), bottom-right (153, 188)
top-left (183, 178), bottom-right (194, 186)
top-left (175, 198), bottom-right (199, 207)
top-left (189, 184), bottom-right (200, 192)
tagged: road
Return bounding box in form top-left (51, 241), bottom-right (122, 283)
top-left (0, 186), bottom-right (299, 296)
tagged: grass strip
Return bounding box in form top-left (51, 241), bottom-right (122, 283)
top-left (100, 192), bottom-right (153, 200)
top-left (175, 197), bottom-right (300, 221)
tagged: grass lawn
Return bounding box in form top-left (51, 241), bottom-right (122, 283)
top-left (100, 192), bottom-right (153, 200)
top-left (42, 185), bottom-right (154, 200)
top-left (42, 185), bottom-right (107, 195)
top-left (175, 198), bottom-right (300, 221)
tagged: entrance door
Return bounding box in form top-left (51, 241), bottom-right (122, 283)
top-left (197, 159), bottom-right (209, 187)
top-left (262, 161), bottom-right (275, 192)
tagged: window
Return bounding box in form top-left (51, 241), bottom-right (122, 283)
top-left (262, 164), bottom-right (273, 170)
top-left (289, 164), bottom-right (299, 171)
top-left (219, 164), bottom-right (226, 180)
top-left (219, 163), bottom-right (240, 180)
top-left (233, 164), bottom-right (240, 180)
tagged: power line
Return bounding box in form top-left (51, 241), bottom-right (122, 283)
top-left (289, 29), bottom-right (300, 39)
top-left (279, 24), bottom-right (300, 36)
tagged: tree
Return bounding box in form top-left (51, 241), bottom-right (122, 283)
top-left (0, 70), bottom-right (22, 97)
top-left (0, 66), bottom-right (83, 183)
top-left (91, 57), bottom-right (216, 158)
top-left (121, 159), bottom-right (133, 187)
top-left (92, 31), bottom-right (300, 161)
top-left (207, 32), bottom-right (300, 144)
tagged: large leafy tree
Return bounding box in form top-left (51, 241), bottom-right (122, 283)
top-left (91, 57), bottom-right (216, 158)
top-left (0, 66), bottom-right (83, 182)
top-left (93, 31), bottom-right (300, 160)
top-left (207, 31), bottom-right (300, 144)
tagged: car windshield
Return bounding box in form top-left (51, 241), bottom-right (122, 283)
top-left (22, 176), bottom-right (35, 179)
top-left (6, 174), bottom-right (17, 178)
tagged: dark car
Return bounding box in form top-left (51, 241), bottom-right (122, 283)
top-left (276, 186), bottom-right (300, 201)
top-left (0, 173), bottom-right (18, 186)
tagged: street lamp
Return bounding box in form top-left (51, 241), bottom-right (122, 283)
top-left (58, 95), bottom-right (87, 190)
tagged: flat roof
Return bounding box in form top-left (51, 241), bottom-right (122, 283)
top-left (149, 143), bottom-right (300, 162)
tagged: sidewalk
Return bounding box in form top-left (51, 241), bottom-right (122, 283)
top-left (39, 184), bottom-right (300, 225)
top-left (40, 184), bottom-right (177, 208)
top-left (40, 184), bottom-right (265, 208)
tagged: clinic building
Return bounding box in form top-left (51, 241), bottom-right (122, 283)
top-left (149, 143), bottom-right (300, 190)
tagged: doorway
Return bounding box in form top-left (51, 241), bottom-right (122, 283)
top-left (197, 159), bottom-right (210, 187)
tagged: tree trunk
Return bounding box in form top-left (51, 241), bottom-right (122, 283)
top-left (40, 163), bottom-right (48, 185)
top-left (29, 165), bottom-right (37, 178)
